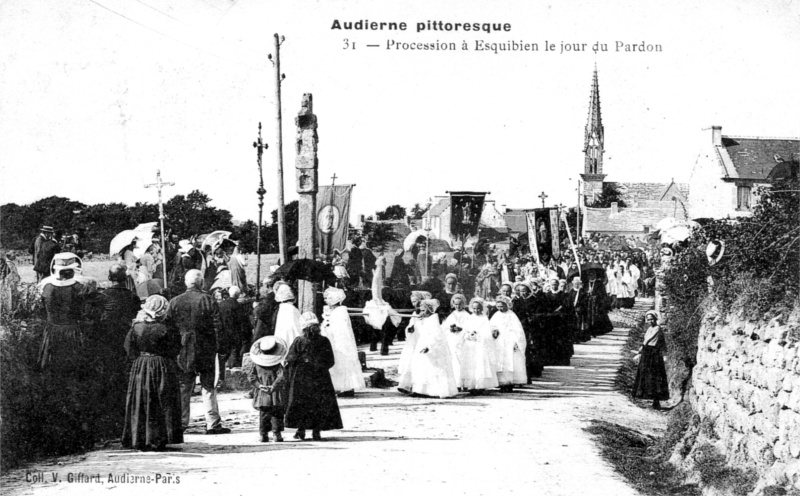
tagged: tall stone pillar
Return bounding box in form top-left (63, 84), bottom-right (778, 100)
top-left (295, 94), bottom-right (319, 314)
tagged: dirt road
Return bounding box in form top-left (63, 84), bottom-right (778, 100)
top-left (2, 303), bottom-right (663, 496)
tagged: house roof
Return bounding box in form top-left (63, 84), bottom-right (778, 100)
top-left (503, 210), bottom-right (529, 234)
top-left (428, 198), bottom-right (450, 217)
top-left (584, 204), bottom-right (681, 233)
top-left (719, 136), bottom-right (800, 180)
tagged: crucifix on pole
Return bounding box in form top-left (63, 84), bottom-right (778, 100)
top-left (144, 170), bottom-right (174, 287)
top-left (538, 191), bottom-right (548, 208)
top-left (253, 122), bottom-right (268, 296)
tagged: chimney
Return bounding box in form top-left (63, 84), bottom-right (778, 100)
top-left (611, 202), bottom-right (618, 214)
top-left (711, 125), bottom-right (722, 146)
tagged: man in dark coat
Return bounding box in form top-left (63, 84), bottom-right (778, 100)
top-left (166, 269), bottom-right (230, 434)
top-left (361, 240), bottom-right (377, 288)
top-left (32, 226), bottom-right (59, 282)
top-left (216, 286), bottom-right (251, 373)
top-left (253, 277), bottom-right (281, 341)
top-left (584, 271), bottom-right (614, 336)
top-left (97, 264), bottom-right (142, 433)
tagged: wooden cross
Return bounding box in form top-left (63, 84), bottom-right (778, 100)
top-left (331, 173), bottom-right (337, 187)
top-left (538, 191), bottom-right (548, 208)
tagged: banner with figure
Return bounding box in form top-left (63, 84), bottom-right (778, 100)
top-left (549, 208), bottom-right (561, 260)
top-left (316, 184), bottom-right (353, 256)
top-left (449, 191), bottom-right (486, 241)
top-left (525, 211), bottom-right (540, 265)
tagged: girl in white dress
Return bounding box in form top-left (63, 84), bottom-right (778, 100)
top-left (397, 291), bottom-right (430, 377)
top-left (398, 299), bottom-right (459, 398)
top-left (273, 285), bottom-right (303, 351)
top-left (489, 295), bottom-right (527, 392)
top-left (321, 287), bottom-right (366, 396)
top-left (458, 298), bottom-right (499, 393)
top-left (441, 293), bottom-right (469, 387)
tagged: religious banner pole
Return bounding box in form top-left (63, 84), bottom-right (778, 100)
top-left (268, 34), bottom-right (288, 264)
top-left (253, 122), bottom-right (268, 296)
top-left (326, 173), bottom-right (337, 258)
top-left (144, 170), bottom-right (174, 288)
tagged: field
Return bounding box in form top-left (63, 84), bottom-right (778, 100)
top-left (15, 254), bottom-right (283, 287)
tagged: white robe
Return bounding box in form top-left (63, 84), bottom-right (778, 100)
top-left (489, 310), bottom-right (528, 386)
top-left (322, 305), bottom-right (366, 393)
top-left (274, 302), bottom-right (303, 350)
top-left (458, 314), bottom-right (499, 390)
top-left (442, 309), bottom-right (470, 386)
top-left (398, 314), bottom-right (459, 398)
top-left (398, 314), bottom-right (421, 376)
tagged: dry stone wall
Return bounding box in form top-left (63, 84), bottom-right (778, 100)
top-left (690, 305), bottom-right (800, 490)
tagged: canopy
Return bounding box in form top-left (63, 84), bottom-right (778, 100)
top-left (109, 222), bottom-right (157, 258)
top-left (402, 229), bottom-right (438, 252)
top-left (661, 225), bottom-right (693, 244)
top-left (272, 259), bottom-right (338, 286)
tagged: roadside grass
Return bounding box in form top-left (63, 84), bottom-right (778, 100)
top-left (585, 419), bottom-right (700, 496)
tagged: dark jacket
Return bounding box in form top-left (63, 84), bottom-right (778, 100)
top-left (248, 363), bottom-right (286, 408)
top-left (165, 288), bottom-right (221, 374)
top-left (34, 238), bottom-right (60, 275)
top-left (253, 292), bottom-right (279, 341)
top-left (218, 297), bottom-right (250, 351)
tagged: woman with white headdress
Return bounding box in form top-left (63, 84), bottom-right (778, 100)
top-left (458, 297), bottom-right (499, 393)
top-left (397, 290), bottom-right (431, 377)
top-left (398, 299), bottom-right (458, 398)
top-left (273, 285), bottom-right (303, 349)
top-left (321, 287), bottom-right (366, 395)
top-left (441, 293), bottom-right (469, 387)
top-left (490, 295), bottom-right (527, 392)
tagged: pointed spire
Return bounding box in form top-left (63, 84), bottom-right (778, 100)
top-left (583, 66), bottom-right (605, 176)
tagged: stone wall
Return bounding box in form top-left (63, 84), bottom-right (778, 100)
top-left (687, 304), bottom-right (800, 491)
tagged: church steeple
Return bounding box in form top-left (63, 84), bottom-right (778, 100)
top-left (581, 66), bottom-right (606, 204)
top-left (583, 66), bottom-right (605, 176)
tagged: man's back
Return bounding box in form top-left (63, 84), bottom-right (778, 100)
top-left (166, 288), bottom-right (220, 373)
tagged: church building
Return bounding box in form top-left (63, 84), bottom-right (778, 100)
top-left (580, 68), bottom-right (689, 237)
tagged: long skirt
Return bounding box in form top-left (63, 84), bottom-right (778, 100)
top-left (284, 364), bottom-right (343, 431)
top-left (121, 356), bottom-right (184, 450)
top-left (632, 347), bottom-right (669, 401)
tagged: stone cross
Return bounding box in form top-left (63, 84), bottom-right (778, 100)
top-left (295, 93), bottom-right (319, 314)
top-left (539, 191), bottom-right (548, 208)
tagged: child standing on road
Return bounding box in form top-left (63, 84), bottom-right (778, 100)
top-left (248, 336), bottom-right (288, 442)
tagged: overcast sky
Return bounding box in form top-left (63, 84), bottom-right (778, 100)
top-left (1, 0), bottom-right (798, 225)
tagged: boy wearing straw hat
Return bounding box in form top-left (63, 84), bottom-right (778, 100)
top-left (248, 336), bottom-right (288, 442)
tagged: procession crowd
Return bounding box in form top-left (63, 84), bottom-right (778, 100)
top-left (4, 223), bottom-right (663, 455)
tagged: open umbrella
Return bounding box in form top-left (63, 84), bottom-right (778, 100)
top-left (428, 239), bottom-right (453, 252)
top-left (403, 230), bottom-right (438, 252)
top-left (655, 217), bottom-right (682, 232)
top-left (273, 259), bottom-right (338, 286)
top-left (109, 222), bottom-right (157, 258)
top-left (661, 225), bottom-right (693, 244)
top-left (200, 231), bottom-right (236, 251)
top-left (580, 262), bottom-right (607, 283)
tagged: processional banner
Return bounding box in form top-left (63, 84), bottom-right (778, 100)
top-left (526, 208), bottom-right (561, 262)
top-left (316, 184), bottom-right (353, 256)
top-left (449, 192), bottom-right (486, 241)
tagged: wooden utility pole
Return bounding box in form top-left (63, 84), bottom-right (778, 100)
top-left (269, 34), bottom-right (288, 264)
top-left (144, 170), bottom-right (174, 287)
top-left (253, 122), bottom-right (268, 295)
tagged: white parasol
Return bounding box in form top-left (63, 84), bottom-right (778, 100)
top-left (660, 225), bottom-right (693, 244)
top-left (200, 230), bottom-right (236, 251)
top-left (655, 217), bottom-right (682, 232)
top-left (109, 222), bottom-right (157, 258)
top-left (403, 229), bottom-right (438, 252)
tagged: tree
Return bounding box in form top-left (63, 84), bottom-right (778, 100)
top-left (164, 190), bottom-right (234, 238)
top-left (376, 205), bottom-right (406, 221)
top-left (263, 201), bottom-right (299, 253)
top-left (410, 203), bottom-right (429, 219)
top-left (587, 183), bottom-right (627, 208)
top-left (360, 221), bottom-right (400, 252)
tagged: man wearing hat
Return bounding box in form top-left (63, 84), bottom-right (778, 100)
top-left (165, 269), bottom-right (230, 435)
top-left (31, 225), bottom-right (60, 282)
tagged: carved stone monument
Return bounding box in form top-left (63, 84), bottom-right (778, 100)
top-left (295, 93), bottom-right (318, 314)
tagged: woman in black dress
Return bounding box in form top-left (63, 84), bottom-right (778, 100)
top-left (284, 312), bottom-right (343, 441)
top-left (121, 295), bottom-right (184, 450)
top-left (632, 311), bottom-right (669, 409)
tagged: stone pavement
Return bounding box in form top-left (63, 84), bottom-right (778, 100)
top-left (1, 299), bottom-right (663, 496)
